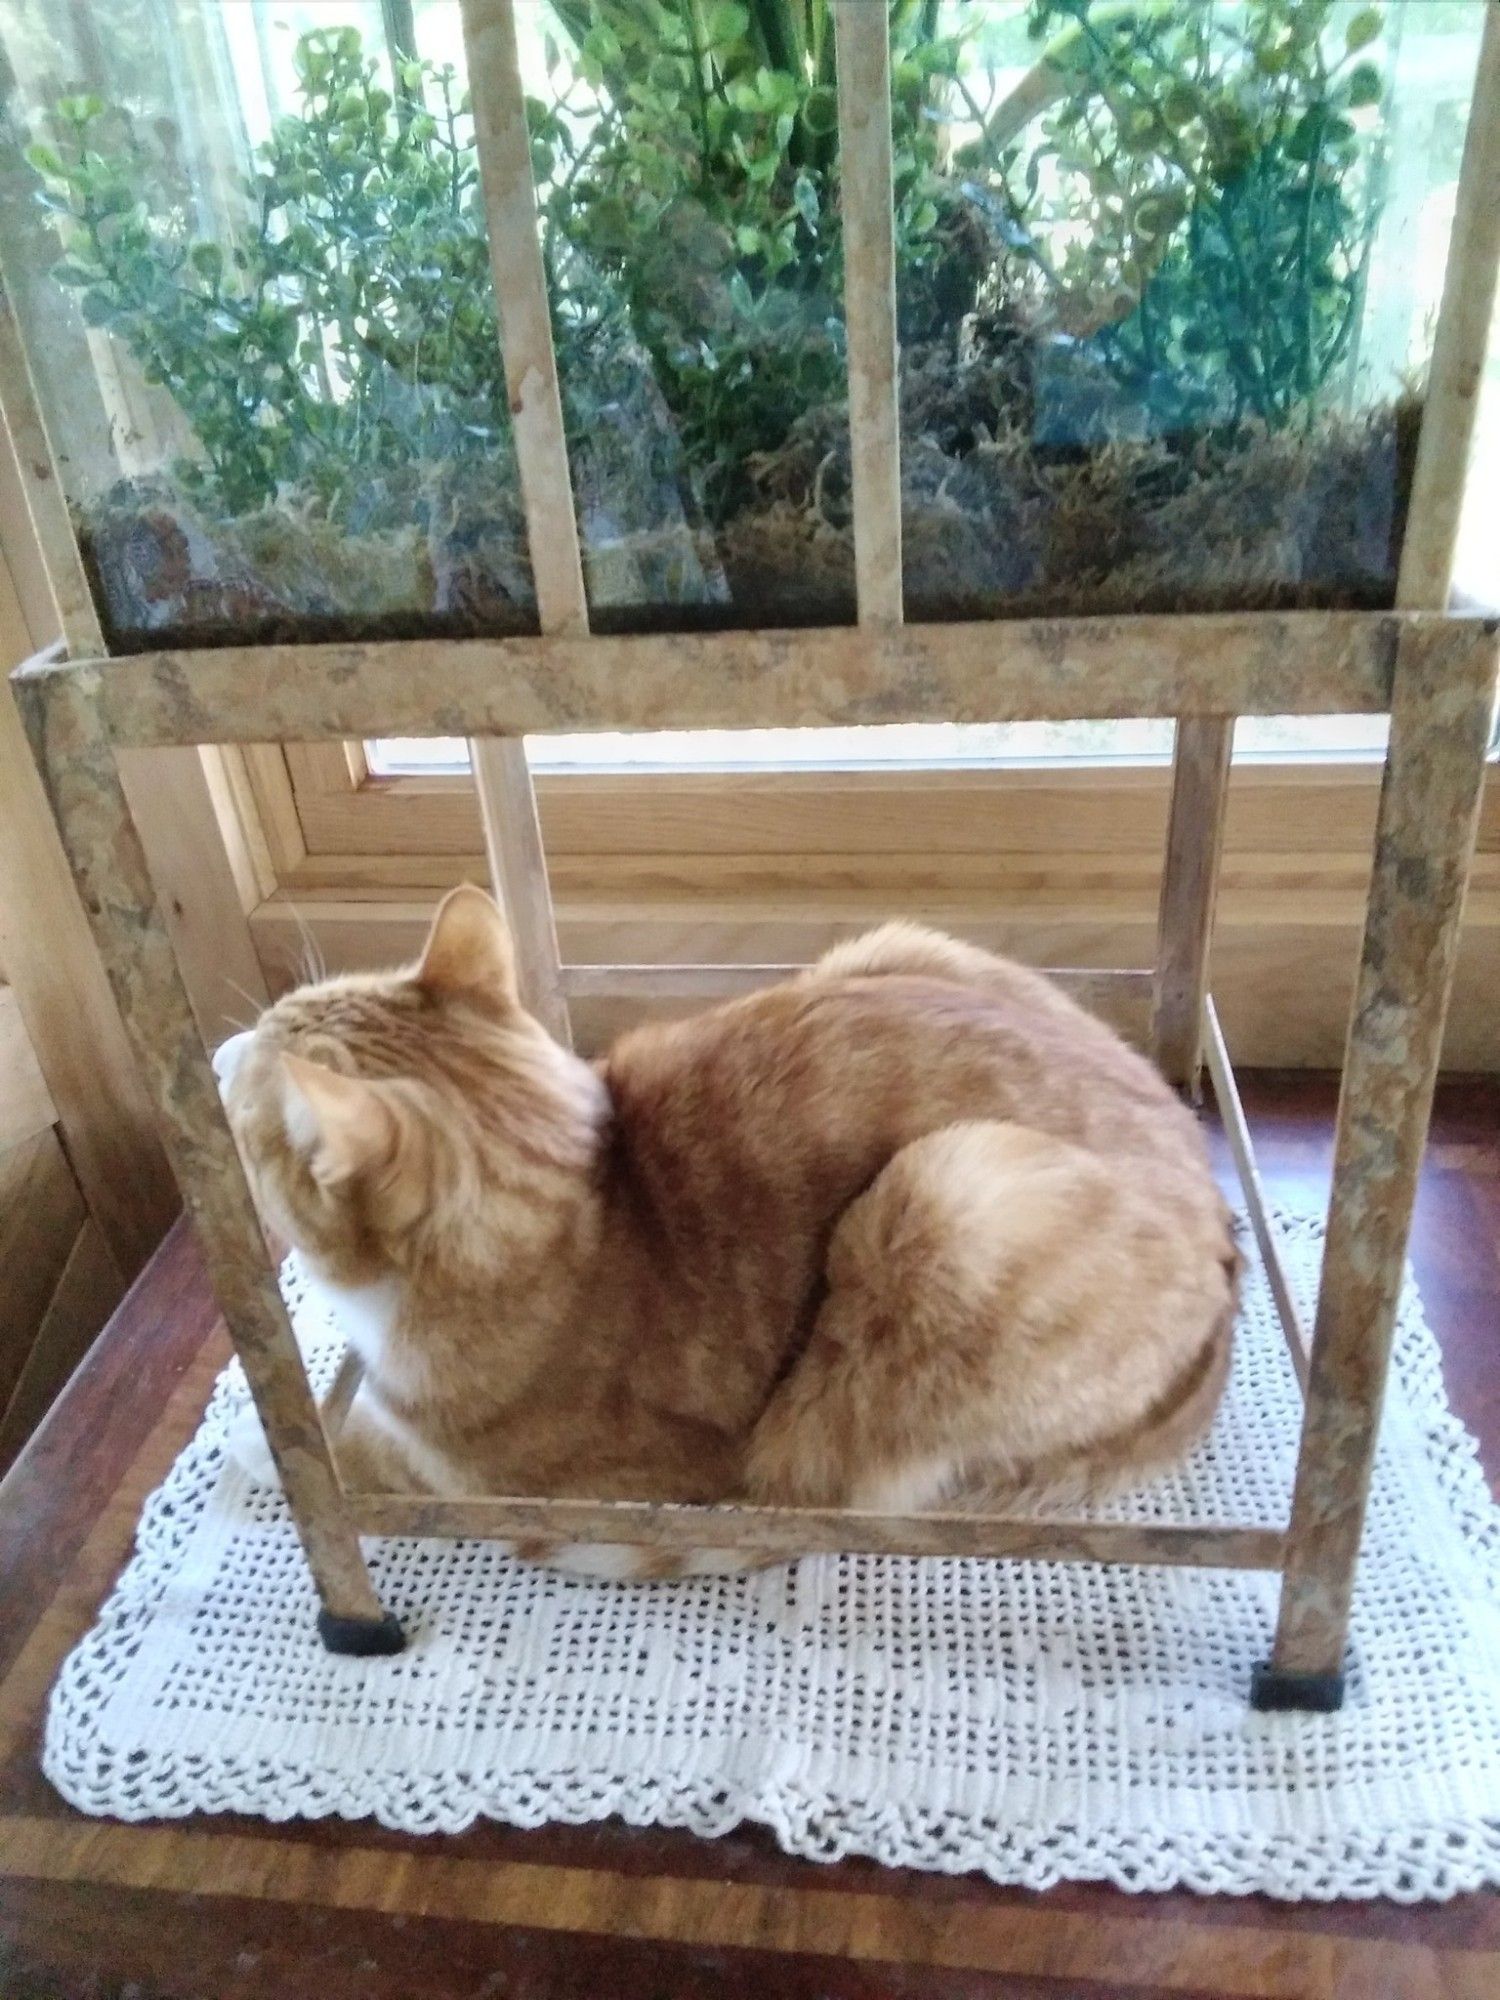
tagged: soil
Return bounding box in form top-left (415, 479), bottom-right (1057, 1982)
top-left (716, 338), bottom-right (1420, 629)
top-left (79, 334), bottom-right (1420, 653)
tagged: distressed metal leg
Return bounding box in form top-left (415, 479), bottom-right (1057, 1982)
top-left (461, 2), bottom-right (583, 1054)
top-left (469, 735), bottom-right (571, 1046)
top-left (1152, 715), bottom-right (1234, 1095)
top-left (15, 661), bottom-right (401, 1655)
top-left (834, 0), bottom-right (904, 630)
top-left (1257, 619), bottom-right (1500, 1710)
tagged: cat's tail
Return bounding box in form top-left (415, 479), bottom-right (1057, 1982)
top-left (950, 1260), bottom-right (1240, 1517)
top-left (478, 1217), bottom-right (1240, 1583)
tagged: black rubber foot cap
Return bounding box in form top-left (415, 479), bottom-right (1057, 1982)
top-left (317, 1608), bottom-right (406, 1657)
top-left (1250, 1660), bottom-right (1346, 1712)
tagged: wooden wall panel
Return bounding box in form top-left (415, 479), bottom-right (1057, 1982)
top-left (286, 761), bottom-right (1419, 864)
top-left (0, 1218), bottom-right (121, 1470)
top-left (249, 865), bottom-right (1500, 1072)
top-left (0, 984), bottom-right (54, 1151)
top-left (0, 1131), bottom-right (83, 1425)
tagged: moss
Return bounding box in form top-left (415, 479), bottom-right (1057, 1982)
top-left (712, 338), bottom-right (1419, 627)
top-left (77, 357), bottom-right (1420, 650)
top-left (79, 468), bottom-right (540, 652)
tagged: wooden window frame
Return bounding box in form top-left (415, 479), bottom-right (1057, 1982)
top-left (232, 736), bottom-right (1499, 1069)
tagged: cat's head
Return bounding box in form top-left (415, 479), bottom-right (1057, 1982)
top-left (215, 886), bottom-right (607, 1283)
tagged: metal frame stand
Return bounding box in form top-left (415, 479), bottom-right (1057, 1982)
top-left (4, 0), bottom-right (1499, 1701)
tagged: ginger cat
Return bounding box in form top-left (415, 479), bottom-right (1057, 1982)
top-left (217, 888), bottom-right (1238, 1577)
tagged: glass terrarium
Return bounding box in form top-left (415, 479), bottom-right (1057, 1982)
top-left (0, 0), bottom-right (1488, 649)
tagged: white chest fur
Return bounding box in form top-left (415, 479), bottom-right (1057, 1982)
top-left (305, 1271), bottom-right (404, 1373)
top-left (225, 1268), bottom-right (408, 1489)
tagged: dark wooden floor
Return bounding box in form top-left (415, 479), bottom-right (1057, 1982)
top-left (1, 1075), bottom-right (1496, 2000)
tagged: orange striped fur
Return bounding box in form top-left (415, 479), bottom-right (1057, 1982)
top-left (219, 891), bottom-right (1237, 1576)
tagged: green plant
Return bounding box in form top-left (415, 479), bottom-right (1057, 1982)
top-left (28, 5), bottom-right (976, 530)
top-left (972, 0), bottom-right (1388, 430)
top-left (28, 27), bottom-right (517, 519)
top-left (24, 0), bottom-right (1394, 544)
top-left (534, 0), bottom-right (974, 520)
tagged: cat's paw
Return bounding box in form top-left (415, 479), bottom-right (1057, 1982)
top-left (224, 1401), bottom-right (280, 1488)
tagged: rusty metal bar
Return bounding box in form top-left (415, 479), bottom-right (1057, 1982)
top-left (833, 0), bottom-right (903, 626)
top-left (1261, 615), bottom-right (1500, 1704)
top-left (457, 0), bottom-right (577, 1041)
top-left (354, 1491), bottom-right (1285, 1570)
top-left (15, 609), bottom-right (1437, 747)
top-left (1152, 717), bottom-right (1234, 1092)
top-left (13, 660), bottom-right (391, 1640)
top-left (1203, 996), bottom-right (1309, 1394)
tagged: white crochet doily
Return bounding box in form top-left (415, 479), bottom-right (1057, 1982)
top-left (44, 1212), bottom-right (1500, 1901)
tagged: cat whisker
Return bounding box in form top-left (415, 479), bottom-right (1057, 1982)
top-left (221, 977), bottom-right (266, 1022)
top-left (285, 902), bottom-right (326, 986)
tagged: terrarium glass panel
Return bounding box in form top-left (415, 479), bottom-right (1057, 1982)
top-left (512, 0), bottom-right (855, 631)
top-left (890, 0), bottom-right (1487, 620)
top-left (0, 2), bottom-right (1488, 650)
top-left (0, 0), bottom-right (538, 649)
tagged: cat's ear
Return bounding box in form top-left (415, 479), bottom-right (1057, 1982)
top-left (415, 883), bottom-right (518, 1007)
top-left (280, 1054), bottom-right (398, 1187)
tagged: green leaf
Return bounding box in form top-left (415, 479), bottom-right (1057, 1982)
top-left (583, 23), bottom-right (623, 69)
top-left (1119, 107), bottom-right (1158, 155)
top-left (1346, 8), bottom-right (1382, 54)
top-left (1161, 82), bottom-right (1198, 131)
top-left (49, 257), bottom-right (97, 289)
top-left (24, 141), bottom-right (67, 179)
top-left (188, 240), bottom-right (224, 282)
top-left (802, 86), bottom-right (838, 136)
top-left (78, 287), bottom-right (118, 327)
top-left (56, 93), bottom-right (105, 124)
top-left (1286, 106), bottom-right (1326, 162)
top-left (706, 1), bottom-right (749, 46)
top-left (1133, 189), bottom-right (1185, 242)
top-left (1345, 61), bottom-right (1383, 109)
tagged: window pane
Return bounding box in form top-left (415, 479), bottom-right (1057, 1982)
top-left (507, 0), bottom-right (855, 632)
top-left (368, 712), bottom-right (1407, 778)
top-left (370, 721), bottom-right (1173, 776)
